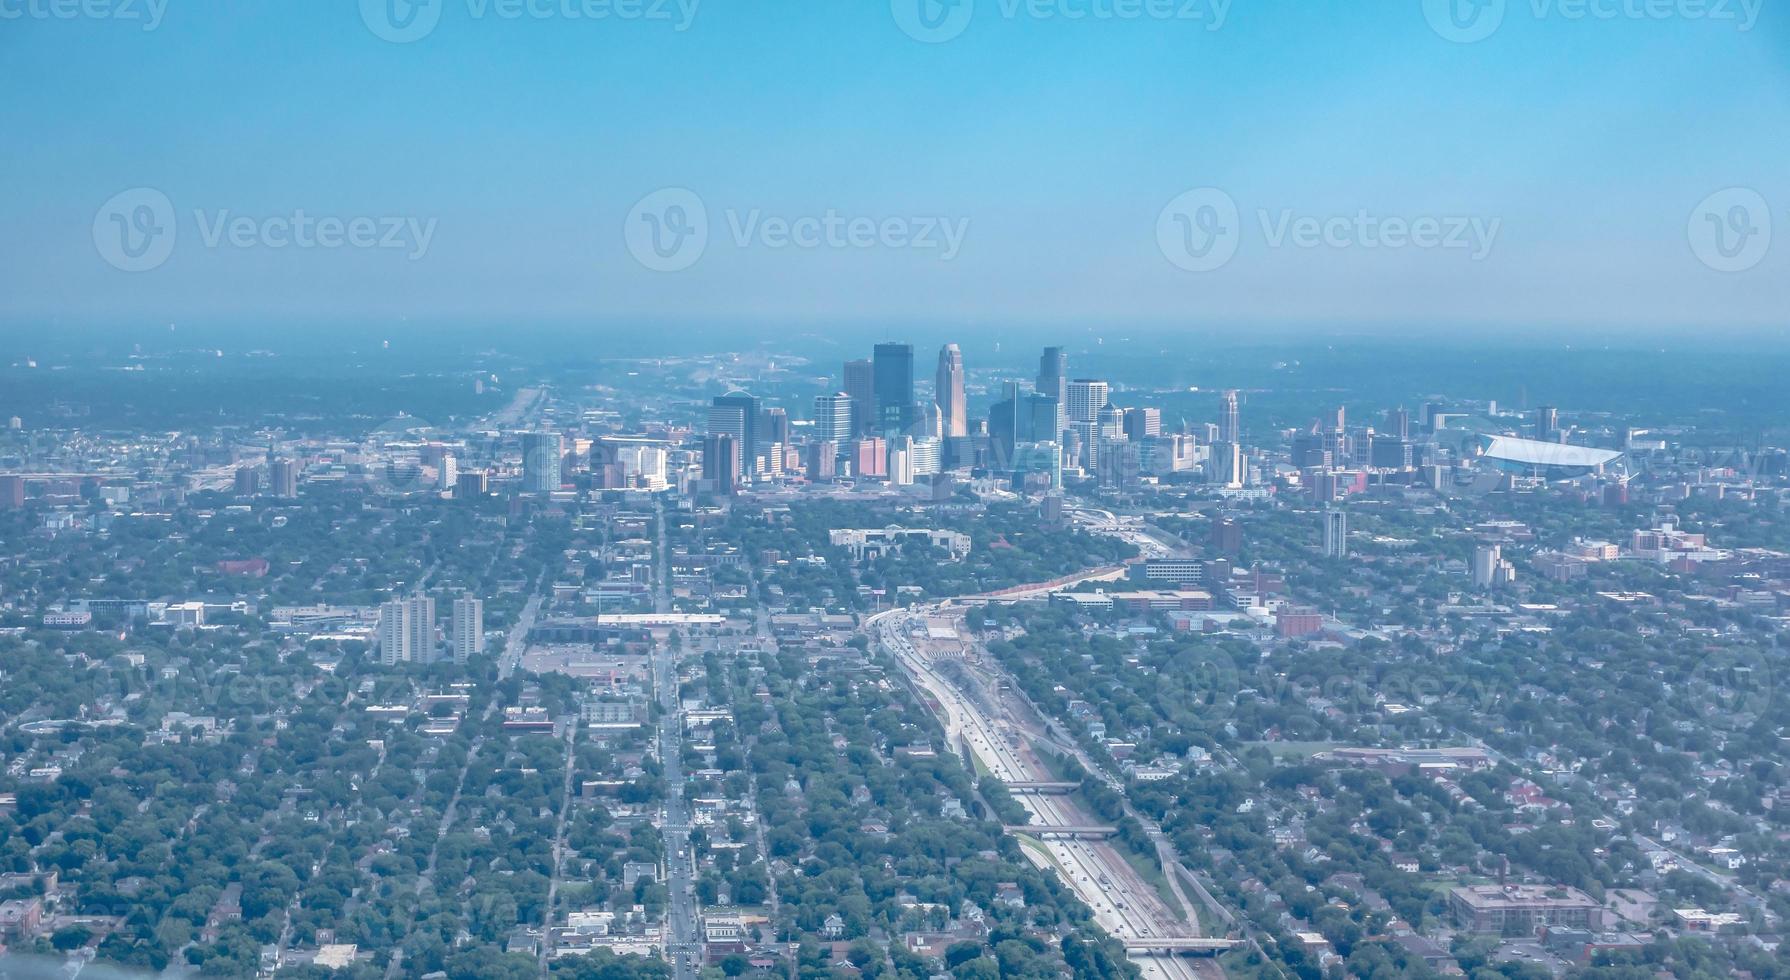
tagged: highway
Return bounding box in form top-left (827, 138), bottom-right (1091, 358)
top-left (1064, 504), bottom-right (1182, 560)
top-left (875, 610), bottom-right (1217, 980)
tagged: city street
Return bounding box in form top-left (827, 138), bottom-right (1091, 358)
top-left (654, 500), bottom-right (701, 980)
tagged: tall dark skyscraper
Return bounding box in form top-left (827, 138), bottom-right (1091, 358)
top-left (761, 406), bottom-right (790, 451)
top-left (701, 433), bottom-right (738, 494)
top-left (990, 382), bottom-right (1061, 460)
top-left (1535, 406), bottom-right (1560, 442)
top-left (710, 393), bottom-right (759, 475)
top-left (1219, 389), bottom-right (1241, 444)
top-left (872, 342), bottom-right (915, 434)
top-left (1388, 406), bottom-right (1411, 440)
top-left (1038, 346), bottom-right (1067, 435)
top-left (843, 359), bottom-right (874, 437)
top-left (1122, 407), bottom-right (1161, 441)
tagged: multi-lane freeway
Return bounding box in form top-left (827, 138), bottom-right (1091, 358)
top-left (875, 609), bottom-right (1223, 980)
top-left (1064, 504), bottom-right (1182, 560)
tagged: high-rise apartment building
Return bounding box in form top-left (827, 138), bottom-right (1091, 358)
top-left (451, 595), bottom-right (484, 664)
top-left (378, 599), bottom-right (411, 666)
top-left (1323, 508), bottom-right (1349, 559)
top-left (935, 344), bottom-right (967, 438)
top-left (407, 594), bottom-right (436, 663)
top-left (1472, 545), bottom-right (1516, 588)
top-left (521, 431), bottom-right (562, 494)
top-left (269, 458), bottom-right (298, 498)
top-left (1066, 379), bottom-right (1109, 426)
top-left (438, 453), bottom-right (457, 490)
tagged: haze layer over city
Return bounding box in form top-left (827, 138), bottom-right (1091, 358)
top-left (3, 3), bottom-right (1790, 980)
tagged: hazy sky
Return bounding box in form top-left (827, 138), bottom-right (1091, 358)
top-left (3, 0), bottom-right (1788, 329)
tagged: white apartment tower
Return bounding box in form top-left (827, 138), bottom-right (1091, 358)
top-left (451, 595), bottom-right (485, 664)
top-left (407, 595), bottom-right (436, 663)
top-left (1066, 379), bottom-right (1110, 426)
top-left (378, 599), bottom-right (411, 666)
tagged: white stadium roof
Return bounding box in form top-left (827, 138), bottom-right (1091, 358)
top-left (1479, 435), bottom-right (1621, 471)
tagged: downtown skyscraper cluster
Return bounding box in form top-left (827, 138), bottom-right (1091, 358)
top-left (680, 341), bottom-right (1259, 497)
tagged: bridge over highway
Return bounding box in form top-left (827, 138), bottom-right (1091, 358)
top-left (1005, 781), bottom-right (1079, 794)
top-left (1121, 938), bottom-right (1239, 955)
top-left (1007, 824), bottom-right (1118, 839)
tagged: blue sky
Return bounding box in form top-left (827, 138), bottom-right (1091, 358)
top-left (2, 0), bottom-right (1787, 330)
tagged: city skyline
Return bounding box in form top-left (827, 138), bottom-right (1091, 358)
top-left (6, 3), bottom-right (1790, 978)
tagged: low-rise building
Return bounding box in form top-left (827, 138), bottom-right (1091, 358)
top-left (1449, 884), bottom-right (1603, 936)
